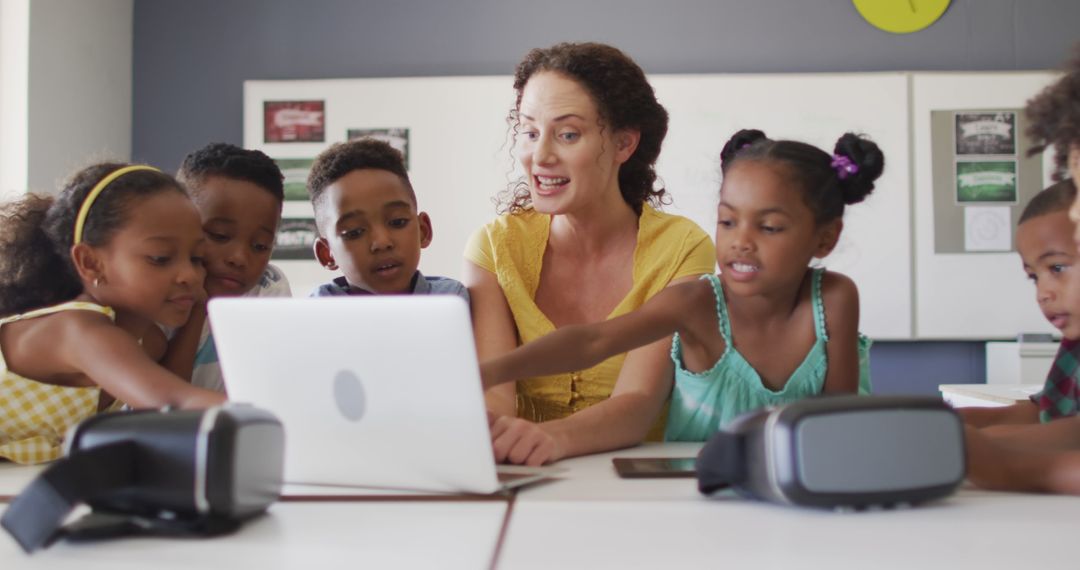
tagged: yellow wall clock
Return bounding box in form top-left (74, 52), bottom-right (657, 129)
top-left (853, 0), bottom-right (951, 34)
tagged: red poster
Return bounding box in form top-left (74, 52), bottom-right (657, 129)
top-left (264, 100), bottom-right (325, 143)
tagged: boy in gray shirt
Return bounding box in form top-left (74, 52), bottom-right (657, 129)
top-left (307, 139), bottom-right (468, 302)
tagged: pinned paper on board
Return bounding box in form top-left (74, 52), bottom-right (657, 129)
top-left (347, 128), bottom-right (410, 169)
top-left (955, 161), bottom-right (1018, 204)
top-left (264, 101), bottom-right (325, 143)
top-left (964, 206), bottom-right (1011, 252)
top-left (274, 158), bottom-right (315, 201)
top-left (273, 218), bottom-right (318, 260)
top-left (955, 112), bottom-right (1016, 156)
top-left (930, 108), bottom-right (1043, 254)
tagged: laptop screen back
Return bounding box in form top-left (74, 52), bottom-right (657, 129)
top-left (209, 296), bottom-right (500, 493)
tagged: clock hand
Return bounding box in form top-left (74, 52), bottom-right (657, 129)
top-left (909, 0), bottom-right (917, 12)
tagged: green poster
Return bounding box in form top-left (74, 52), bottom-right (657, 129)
top-left (955, 161), bottom-right (1017, 203)
top-left (275, 158), bottom-right (314, 201)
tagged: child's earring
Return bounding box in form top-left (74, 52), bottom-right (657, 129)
top-left (93, 277), bottom-right (102, 288)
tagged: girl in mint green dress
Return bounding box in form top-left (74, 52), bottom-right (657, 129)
top-left (481, 129), bottom-right (884, 444)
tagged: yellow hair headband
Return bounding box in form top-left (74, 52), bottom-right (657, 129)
top-left (73, 165), bottom-right (162, 245)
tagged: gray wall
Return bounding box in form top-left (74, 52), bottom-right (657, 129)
top-left (29, 0), bottom-right (132, 195)
top-left (132, 0), bottom-right (1080, 171)
top-left (132, 0), bottom-right (1075, 394)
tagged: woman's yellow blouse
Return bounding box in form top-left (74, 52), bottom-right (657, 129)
top-left (465, 204), bottom-right (715, 439)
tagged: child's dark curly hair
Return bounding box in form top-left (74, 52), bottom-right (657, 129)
top-left (177, 142), bottom-right (285, 202)
top-left (1018, 179), bottom-right (1077, 225)
top-left (498, 42), bottom-right (669, 216)
top-left (307, 138), bottom-right (415, 209)
top-left (1026, 45), bottom-right (1080, 180)
top-left (0, 163), bottom-right (185, 317)
top-left (719, 129), bottom-right (885, 225)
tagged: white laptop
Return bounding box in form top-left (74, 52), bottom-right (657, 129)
top-left (208, 295), bottom-right (561, 494)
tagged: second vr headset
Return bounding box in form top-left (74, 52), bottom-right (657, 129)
top-left (696, 396), bottom-right (966, 510)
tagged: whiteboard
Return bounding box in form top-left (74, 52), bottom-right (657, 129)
top-left (244, 77), bottom-right (514, 299)
top-left (911, 72), bottom-right (1059, 339)
top-left (245, 72), bottom-right (913, 338)
top-left (650, 73), bottom-right (911, 339)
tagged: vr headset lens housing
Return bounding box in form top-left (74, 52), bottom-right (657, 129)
top-left (698, 396), bottom-right (966, 509)
top-left (2, 405), bottom-right (284, 553)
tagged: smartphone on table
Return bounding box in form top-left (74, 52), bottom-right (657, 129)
top-left (612, 457), bottom-right (697, 479)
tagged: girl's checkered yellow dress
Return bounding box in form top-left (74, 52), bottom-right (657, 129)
top-left (0, 301), bottom-right (122, 464)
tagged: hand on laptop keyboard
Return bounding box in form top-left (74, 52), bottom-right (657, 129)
top-left (489, 414), bottom-right (562, 466)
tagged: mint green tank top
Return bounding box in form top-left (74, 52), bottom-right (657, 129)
top-left (664, 269), bottom-right (872, 442)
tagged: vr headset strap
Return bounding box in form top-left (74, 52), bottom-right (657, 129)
top-left (1, 440), bottom-right (137, 553)
top-left (695, 431), bottom-right (746, 494)
top-left (59, 509), bottom-right (243, 543)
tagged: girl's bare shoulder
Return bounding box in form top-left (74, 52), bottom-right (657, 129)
top-left (18, 308), bottom-right (123, 358)
top-left (52, 306), bottom-right (117, 332)
top-left (817, 270), bottom-right (860, 332)
top-left (628, 278), bottom-right (715, 331)
top-left (819, 270), bottom-right (859, 302)
top-left (658, 277), bottom-right (716, 310)
top-left (4, 305), bottom-right (112, 339)
top-left (0, 306), bottom-right (118, 379)
top-left (651, 277), bottom-right (718, 331)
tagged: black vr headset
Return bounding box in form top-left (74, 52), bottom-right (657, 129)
top-left (2, 405), bottom-right (284, 553)
top-left (696, 396), bottom-right (966, 510)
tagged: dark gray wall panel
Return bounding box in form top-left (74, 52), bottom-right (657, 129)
top-left (133, 0), bottom-right (1080, 170)
top-left (133, 0), bottom-right (1076, 391)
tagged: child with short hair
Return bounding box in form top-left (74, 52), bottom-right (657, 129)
top-left (482, 129), bottom-right (882, 459)
top-left (961, 180), bottom-right (1080, 429)
top-left (965, 46), bottom-right (1080, 494)
top-left (0, 163), bottom-right (224, 464)
top-left (162, 143), bottom-right (292, 393)
top-left (307, 138), bottom-right (467, 301)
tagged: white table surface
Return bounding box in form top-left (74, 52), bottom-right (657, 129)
top-left (0, 443), bottom-right (699, 501)
top-left (0, 463), bottom-right (476, 501)
top-left (939, 383), bottom-right (1041, 407)
top-left (6, 442), bottom-right (1080, 569)
top-left (498, 489), bottom-right (1080, 570)
top-left (1, 501), bottom-right (507, 569)
top-left (515, 442), bottom-right (703, 502)
top-left (0, 463), bottom-right (43, 500)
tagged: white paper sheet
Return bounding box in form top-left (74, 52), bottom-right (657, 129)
top-left (964, 206), bottom-right (1012, 252)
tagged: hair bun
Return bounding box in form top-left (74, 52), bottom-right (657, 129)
top-left (720, 129), bottom-right (768, 172)
top-left (833, 133), bottom-right (884, 205)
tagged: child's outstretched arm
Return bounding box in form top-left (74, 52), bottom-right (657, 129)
top-left (979, 414), bottom-right (1080, 450)
top-left (965, 423), bottom-right (1080, 494)
top-left (819, 271), bottom-right (861, 393)
top-left (140, 325), bottom-right (168, 362)
top-left (464, 260), bottom-right (521, 417)
top-left (487, 276), bottom-right (718, 465)
top-left (62, 313), bottom-right (225, 409)
top-left (480, 281), bottom-right (703, 390)
top-left (160, 301), bottom-right (207, 381)
top-left (958, 402), bottom-right (1039, 428)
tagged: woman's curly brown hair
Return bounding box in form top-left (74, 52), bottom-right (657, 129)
top-left (496, 42), bottom-right (669, 215)
top-left (1026, 44), bottom-right (1080, 180)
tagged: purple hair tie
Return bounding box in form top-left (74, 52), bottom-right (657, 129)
top-left (830, 154), bottom-right (859, 180)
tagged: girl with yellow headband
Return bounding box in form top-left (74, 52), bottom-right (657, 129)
top-left (0, 162), bottom-right (226, 464)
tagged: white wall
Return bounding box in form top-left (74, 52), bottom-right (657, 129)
top-left (0, 0), bottom-right (132, 199)
top-left (0, 0), bottom-right (30, 200)
top-left (27, 0), bottom-right (132, 195)
top-left (911, 72), bottom-right (1059, 339)
top-left (245, 73), bottom-right (914, 338)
